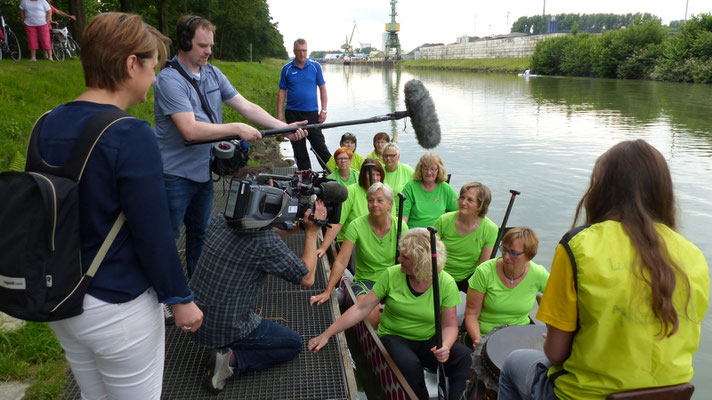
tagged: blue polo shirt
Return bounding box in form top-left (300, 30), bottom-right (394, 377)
top-left (154, 57), bottom-right (239, 183)
top-left (279, 58), bottom-right (325, 112)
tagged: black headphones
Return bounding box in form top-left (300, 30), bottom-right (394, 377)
top-left (178, 16), bottom-right (202, 52)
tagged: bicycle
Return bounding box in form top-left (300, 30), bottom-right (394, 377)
top-left (0, 3), bottom-right (21, 61)
top-left (51, 18), bottom-right (79, 61)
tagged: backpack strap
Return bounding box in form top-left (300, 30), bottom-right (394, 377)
top-left (86, 212), bottom-right (126, 278)
top-left (164, 60), bottom-right (216, 123)
top-left (26, 108), bottom-right (134, 182)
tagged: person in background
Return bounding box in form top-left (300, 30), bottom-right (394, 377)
top-left (435, 182), bottom-right (497, 292)
top-left (326, 132), bottom-right (364, 172)
top-left (19, 0), bottom-right (51, 61)
top-left (311, 183), bottom-right (407, 327)
top-left (464, 227), bottom-right (548, 348)
top-left (327, 147), bottom-right (359, 186)
top-left (153, 15), bottom-right (306, 278)
top-left (47, 0), bottom-right (75, 24)
top-left (277, 38), bottom-right (330, 170)
top-left (402, 153), bottom-right (458, 229)
top-left (498, 140), bottom-right (709, 400)
top-left (40, 13), bottom-right (203, 399)
top-left (317, 159), bottom-right (386, 258)
top-left (366, 132), bottom-right (390, 165)
top-left (308, 230), bottom-right (473, 400)
top-left (381, 142), bottom-right (414, 204)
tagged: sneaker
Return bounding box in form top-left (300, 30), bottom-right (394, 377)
top-left (205, 348), bottom-right (234, 393)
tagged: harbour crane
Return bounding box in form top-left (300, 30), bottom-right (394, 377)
top-left (341, 21), bottom-right (359, 56)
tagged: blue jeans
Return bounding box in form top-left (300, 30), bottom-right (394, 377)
top-left (498, 349), bottom-right (558, 400)
top-left (227, 319), bottom-right (302, 377)
top-left (163, 174), bottom-right (214, 278)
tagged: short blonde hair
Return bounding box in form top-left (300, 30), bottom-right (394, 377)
top-left (366, 182), bottom-right (394, 204)
top-left (412, 153), bottom-right (448, 183)
top-left (400, 230), bottom-right (447, 281)
top-left (81, 13), bottom-right (169, 91)
top-left (502, 227), bottom-right (539, 260)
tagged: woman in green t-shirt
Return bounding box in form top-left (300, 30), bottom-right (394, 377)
top-left (435, 182), bottom-right (498, 292)
top-left (308, 230), bottom-right (473, 400)
top-left (325, 132), bottom-right (364, 172)
top-left (402, 153), bottom-right (459, 228)
top-left (311, 182), bottom-right (407, 327)
top-left (365, 131), bottom-right (389, 165)
top-left (326, 147), bottom-right (359, 186)
top-left (317, 159), bottom-right (385, 258)
top-left (463, 227), bottom-right (549, 347)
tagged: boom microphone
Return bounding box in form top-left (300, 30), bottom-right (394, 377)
top-left (185, 79), bottom-right (441, 149)
top-left (404, 80), bottom-right (441, 150)
top-left (314, 181), bottom-right (348, 204)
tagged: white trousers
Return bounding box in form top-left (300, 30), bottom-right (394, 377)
top-left (49, 289), bottom-right (165, 400)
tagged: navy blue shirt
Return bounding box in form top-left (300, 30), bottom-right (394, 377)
top-left (38, 101), bottom-right (193, 304)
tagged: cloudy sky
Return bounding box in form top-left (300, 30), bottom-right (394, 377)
top-left (266, 0), bottom-right (709, 53)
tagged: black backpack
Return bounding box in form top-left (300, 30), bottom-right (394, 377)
top-left (0, 108), bottom-right (132, 322)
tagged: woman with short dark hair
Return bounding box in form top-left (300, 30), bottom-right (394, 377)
top-left (498, 140), bottom-right (710, 400)
top-left (41, 13), bottom-right (203, 399)
top-left (326, 132), bottom-right (364, 172)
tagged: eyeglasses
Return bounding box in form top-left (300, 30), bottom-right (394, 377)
top-left (500, 245), bottom-right (524, 258)
top-left (421, 167), bottom-right (438, 173)
top-left (335, 157), bottom-right (350, 162)
top-left (382, 153), bottom-right (397, 159)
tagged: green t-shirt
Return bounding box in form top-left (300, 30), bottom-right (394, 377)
top-left (326, 152), bottom-right (365, 173)
top-left (434, 212), bottom-right (498, 281)
top-left (344, 215), bottom-right (408, 282)
top-left (365, 151), bottom-right (385, 166)
top-left (373, 265), bottom-right (460, 341)
top-left (327, 169), bottom-right (359, 186)
top-left (383, 162), bottom-right (414, 196)
top-left (338, 183), bottom-right (369, 242)
top-left (402, 180), bottom-right (459, 228)
top-left (468, 258), bottom-right (549, 334)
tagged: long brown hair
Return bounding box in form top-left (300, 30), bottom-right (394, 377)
top-left (573, 140), bottom-right (690, 338)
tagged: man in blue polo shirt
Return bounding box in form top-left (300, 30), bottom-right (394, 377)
top-left (277, 38), bottom-right (331, 171)
top-left (154, 15), bottom-right (307, 277)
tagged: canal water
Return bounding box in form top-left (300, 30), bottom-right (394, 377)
top-left (283, 64), bottom-right (712, 395)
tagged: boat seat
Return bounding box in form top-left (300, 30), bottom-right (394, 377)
top-left (606, 383), bottom-right (694, 400)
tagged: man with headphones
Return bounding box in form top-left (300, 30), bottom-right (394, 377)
top-left (154, 15), bottom-right (307, 278)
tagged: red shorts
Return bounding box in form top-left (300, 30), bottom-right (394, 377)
top-left (24, 24), bottom-right (51, 51)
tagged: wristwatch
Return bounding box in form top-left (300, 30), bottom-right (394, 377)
top-left (321, 110), bottom-right (327, 113)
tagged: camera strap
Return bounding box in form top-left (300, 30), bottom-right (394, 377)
top-left (164, 60), bottom-right (216, 124)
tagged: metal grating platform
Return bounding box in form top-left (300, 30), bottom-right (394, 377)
top-left (63, 176), bottom-right (356, 399)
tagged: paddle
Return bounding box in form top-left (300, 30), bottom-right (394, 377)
top-left (427, 226), bottom-right (448, 400)
top-left (309, 147), bottom-right (331, 174)
top-left (394, 193), bottom-right (406, 264)
top-left (490, 190), bottom-right (521, 259)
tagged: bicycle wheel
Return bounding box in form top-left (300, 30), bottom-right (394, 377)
top-left (67, 37), bottom-right (80, 58)
top-left (7, 28), bottom-right (21, 61)
top-left (52, 37), bottom-right (65, 61)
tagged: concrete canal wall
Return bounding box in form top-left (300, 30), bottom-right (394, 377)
top-left (415, 33), bottom-right (568, 59)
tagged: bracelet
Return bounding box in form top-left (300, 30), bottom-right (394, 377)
top-left (321, 110), bottom-right (327, 113)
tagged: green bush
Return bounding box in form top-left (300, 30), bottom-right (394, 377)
top-left (656, 13), bottom-right (712, 83)
top-left (595, 19), bottom-right (668, 78)
top-left (617, 43), bottom-right (664, 79)
top-left (531, 35), bottom-right (575, 75)
top-left (560, 33), bottom-right (598, 77)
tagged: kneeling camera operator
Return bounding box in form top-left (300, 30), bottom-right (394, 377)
top-left (188, 168), bottom-right (347, 393)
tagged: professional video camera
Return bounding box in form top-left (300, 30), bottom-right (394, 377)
top-left (223, 170), bottom-right (348, 231)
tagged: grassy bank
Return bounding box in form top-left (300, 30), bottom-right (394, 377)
top-left (0, 57), bottom-right (289, 398)
top-left (400, 57), bottom-right (531, 73)
top-left (0, 58), bottom-right (289, 171)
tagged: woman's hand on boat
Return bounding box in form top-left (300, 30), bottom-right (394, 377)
top-left (309, 289), bottom-right (331, 306)
top-left (316, 246), bottom-right (328, 258)
top-left (431, 344), bottom-right (450, 363)
top-left (308, 335), bottom-right (330, 353)
top-left (472, 334), bottom-right (482, 348)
